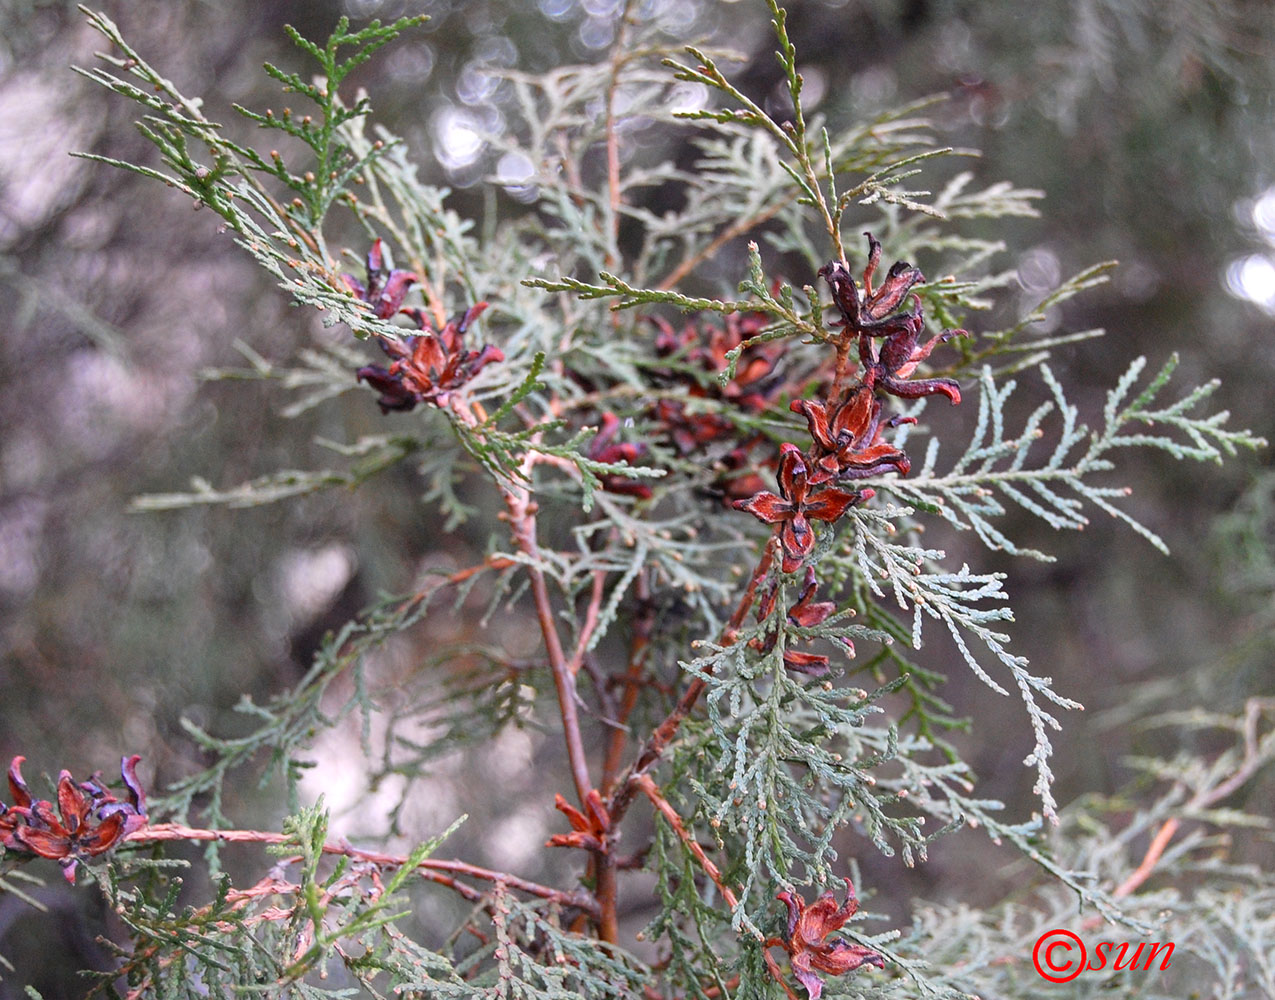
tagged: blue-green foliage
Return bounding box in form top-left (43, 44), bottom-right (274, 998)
top-left (30, 4), bottom-right (1270, 1000)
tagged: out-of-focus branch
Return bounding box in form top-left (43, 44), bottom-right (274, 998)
top-left (1113, 697), bottom-right (1273, 899)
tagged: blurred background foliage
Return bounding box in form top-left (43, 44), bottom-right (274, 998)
top-left (0, 0), bottom-right (1272, 994)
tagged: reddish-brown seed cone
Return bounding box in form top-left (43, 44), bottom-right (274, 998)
top-left (734, 444), bottom-right (873, 574)
top-left (776, 882), bottom-right (884, 999)
top-left (820, 233), bottom-right (968, 404)
top-left (818, 235), bottom-right (926, 338)
top-left (357, 302), bottom-right (503, 412)
top-left (586, 412), bottom-right (653, 499)
top-left (1, 755), bottom-right (147, 884)
top-left (341, 237), bottom-right (419, 320)
top-left (750, 567), bottom-right (854, 675)
top-left (791, 386), bottom-right (911, 484)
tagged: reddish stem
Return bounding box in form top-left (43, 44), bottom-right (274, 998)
top-left (602, 0), bottom-right (639, 270)
top-left (570, 568), bottom-right (609, 678)
top-left (594, 854), bottom-right (620, 945)
top-left (594, 577), bottom-right (652, 943)
top-left (503, 474), bottom-right (593, 810)
top-left (127, 823), bottom-right (597, 915)
top-left (634, 774), bottom-right (739, 911)
top-left (597, 543), bottom-right (774, 939)
top-left (763, 947), bottom-right (803, 1000)
top-left (606, 540), bottom-right (776, 828)
top-left (1111, 817), bottom-right (1180, 900)
top-left (657, 201), bottom-right (788, 291)
top-left (602, 576), bottom-right (653, 791)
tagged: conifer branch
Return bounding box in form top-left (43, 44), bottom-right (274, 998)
top-left (606, 540), bottom-right (776, 828)
top-left (504, 469), bottom-right (595, 809)
top-left (126, 824), bottom-right (598, 914)
top-left (55, 4), bottom-right (1272, 997)
top-left (602, 572), bottom-right (655, 788)
top-left (635, 774), bottom-right (741, 913)
top-left (604, 0), bottom-right (642, 269)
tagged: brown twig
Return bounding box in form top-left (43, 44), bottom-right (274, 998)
top-left (594, 544), bottom-right (776, 937)
top-left (725, 539), bottom-right (779, 636)
top-left (1111, 817), bottom-right (1181, 901)
top-left (763, 948), bottom-right (803, 1000)
top-left (633, 774), bottom-right (739, 912)
top-left (593, 575), bottom-right (652, 944)
top-left (580, 651), bottom-right (622, 728)
top-left (127, 823), bottom-right (597, 915)
top-left (401, 555), bottom-right (516, 612)
top-left (606, 540), bottom-right (776, 828)
top-left (594, 846), bottom-right (620, 946)
top-left (603, 0), bottom-right (640, 270)
top-left (657, 200), bottom-right (789, 291)
top-left (826, 333), bottom-right (856, 410)
top-left (569, 568), bottom-right (609, 678)
top-left (502, 458), bottom-right (593, 809)
top-left (602, 572), bottom-right (653, 790)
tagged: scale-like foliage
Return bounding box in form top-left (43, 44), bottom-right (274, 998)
top-left (2, 3), bottom-right (1268, 999)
